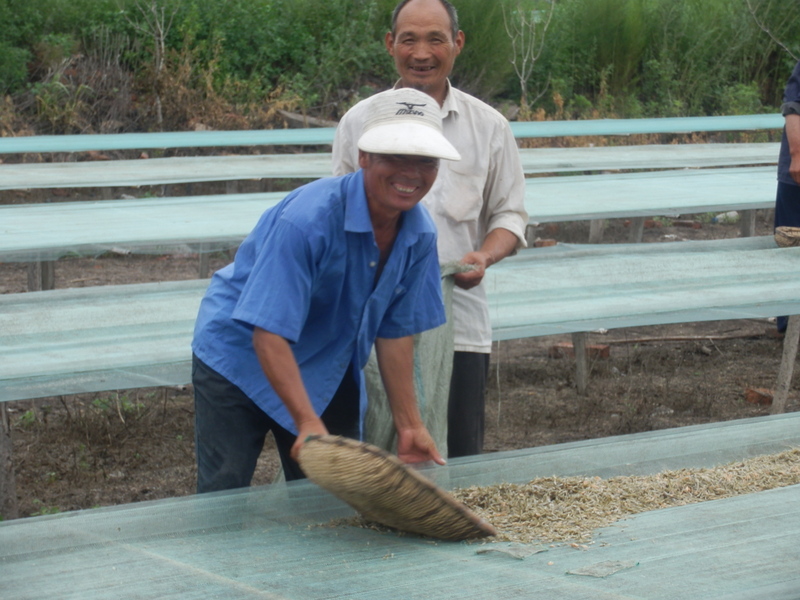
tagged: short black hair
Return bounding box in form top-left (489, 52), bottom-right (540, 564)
top-left (391, 0), bottom-right (460, 41)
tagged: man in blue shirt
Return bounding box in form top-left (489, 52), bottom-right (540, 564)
top-left (192, 88), bottom-right (460, 492)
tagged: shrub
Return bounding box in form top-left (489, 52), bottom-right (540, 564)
top-left (0, 43), bottom-right (30, 94)
top-left (3, 0), bottom-right (800, 132)
top-left (718, 82), bottom-right (765, 116)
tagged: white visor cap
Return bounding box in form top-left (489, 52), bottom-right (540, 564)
top-left (357, 88), bottom-right (461, 161)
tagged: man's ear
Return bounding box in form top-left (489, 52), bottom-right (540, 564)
top-left (454, 30), bottom-right (465, 55)
top-left (385, 31), bottom-right (395, 56)
top-left (358, 150), bottom-right (370, 170)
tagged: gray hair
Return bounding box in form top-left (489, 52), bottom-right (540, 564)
top-left (391, 0), bottom-right (460, 41)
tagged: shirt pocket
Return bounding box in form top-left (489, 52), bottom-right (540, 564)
top-left (435, 160), bottom-right (486, 223)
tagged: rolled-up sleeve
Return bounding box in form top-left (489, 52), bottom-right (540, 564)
top-left (484, 120), bottom-right (529, 250)
top-left (782, 61), bottom-right (800, 113)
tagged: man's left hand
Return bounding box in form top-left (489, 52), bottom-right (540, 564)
top-left (454, 250), bottom-right (493, 290)
top-left (396, 426), bottom-right (446, 466)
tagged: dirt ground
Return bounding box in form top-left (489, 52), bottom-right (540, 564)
top-left (4, 210), bottom-right (799, 519)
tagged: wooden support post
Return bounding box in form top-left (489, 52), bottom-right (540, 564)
top-left (27, 260), bottom-right (55, 291)
top-left (739, 209), bottom-right (756, 238)
top-left (27, 197), bottom-right (56, 291)
top-left (524, 224), bottom-right (538, 247)
top-left (628, 217), bottom-right (645, 243)
top-left (772, 314), bottom-right (800, 414)
top-left (572, 331), bottom-right (589, 395)
top-left (198, 244), bottom-right (210, 279)
top-left (0, 404), bottom-right (19, 521)
top-left (588, 219), bottom-right (605, 244)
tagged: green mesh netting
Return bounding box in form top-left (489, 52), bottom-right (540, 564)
top-left (363, 262), bottom-right (468, 459)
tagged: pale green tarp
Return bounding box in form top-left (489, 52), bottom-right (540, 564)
top-left (0, 144), bottom-right (778, 191)
top-left (5, 414), bottom-right (800, 600)
top-left (0, 166), bottom-right (777, 263)
top-left (363, 262), bottom-right (468, 460)
top-left (0, 113), bottom-right (780, 154)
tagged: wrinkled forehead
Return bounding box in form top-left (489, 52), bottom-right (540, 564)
top-left (392, 0), bottom-right (458, 39)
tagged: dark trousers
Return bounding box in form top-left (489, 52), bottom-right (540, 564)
top-left (447, 351), bottom-right (490, 458)
top-left (193, 354), bottom-right (359, 493)
top-left (774, 181), bottom-right (800, 229)
top-left (774, 182), bottom-right (800, 332)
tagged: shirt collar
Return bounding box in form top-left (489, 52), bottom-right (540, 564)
top-left (344, 169), bottom-right (435, 242)
top-left (344, 170), bottom-right (373, 233)
top-left (440, 79), bottom-right (459, 117)
top-left (391, 78), bottom-right (459, 118)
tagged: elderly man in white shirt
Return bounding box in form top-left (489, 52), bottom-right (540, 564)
top-left (332, 0), bottom-right (528, 457)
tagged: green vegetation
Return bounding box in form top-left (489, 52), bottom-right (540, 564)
top-left (29, 499), bottom-right (61, 516)
top-left (0, 0), bottom-right (798, 134)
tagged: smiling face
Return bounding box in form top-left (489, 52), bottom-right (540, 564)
top-left (386, 0), bottom-right (464, 105)
top-left (359, 151), bottom-right (439, 222)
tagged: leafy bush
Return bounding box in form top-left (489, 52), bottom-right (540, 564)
top-left (530, 0), bottom-right (795, 118)
top-left (3, 0), bottom-right (800, 133)
top-left (0, 42), bottom-right (30, 94)
top-left (274, 0), bottom-right (395, 115)
top-left (450, 0), bottom-right (516, 100)
top-left (718, 82), bottom-right (765, 116)
top-left (0, 0), bottom-right (46, 47)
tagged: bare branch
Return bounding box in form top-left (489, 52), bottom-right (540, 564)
top-left (120, 0), bottom-right (179, 128)
top-left (745, 0), bottom-right (799, 62)
top-left (502, 1), bottom-right (556, 113)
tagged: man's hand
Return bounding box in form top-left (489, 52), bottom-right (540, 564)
top-left (786, 113), bottom-right (800, 185)
top-left (790, 154), bottom-right (800, 186)
top-left (374, 336), bottom-right (445, 466)
top-left (454, 228), bottom-right (521, 290)
top-left (291, 416), bottom-right (329, 463)
top-left (396, 425), bottom-right (446, 466)
top-left (454, 250), bottom-right (493, 290)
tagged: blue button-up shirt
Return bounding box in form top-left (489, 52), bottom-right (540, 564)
top-left (192, 170), bottom-right (446, 434)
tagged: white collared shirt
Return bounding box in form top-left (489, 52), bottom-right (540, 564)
top-left (332, 82), bottom-right (528, 352)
